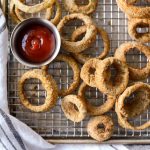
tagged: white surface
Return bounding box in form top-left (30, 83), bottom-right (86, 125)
top-left (0, 9), bottom-right (8, 114)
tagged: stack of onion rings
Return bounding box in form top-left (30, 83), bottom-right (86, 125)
top-left (115, 42), bottom-right (150, 80)
top-left (78, 82), bottom-right (116, 116)
top-left (63, 0), bottom-right (98, 15)
top-left (87, 115), bottom-right (114, 142)
top-left (115, 82), bottom-right (150, 130)
top-left (42, 54), bottom-right (80, 97)
top-left (71, 26), bottom-right (110, 64)
top-left (128, 18), bottom-right (150, 43)
top-left (18, 69), bottom-right (58, 112)
top-left (61, 95), bottom-right (87, 122)
top-left (57, 13), bottom-right (97, 53)
top-left (95, 57), bottom-right (129, 96)
top-left (116, 0), bottom-right (150, 18)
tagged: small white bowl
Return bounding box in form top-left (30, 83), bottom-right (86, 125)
top-left (10, 18), bottom-right (61, 67)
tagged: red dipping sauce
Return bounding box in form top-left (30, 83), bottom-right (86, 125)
top-left (17, 24), bottom-right (55, 63)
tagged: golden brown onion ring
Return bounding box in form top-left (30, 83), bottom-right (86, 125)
top-left (42, 54), bottom-right (80, 97)
top-left (118, 82), bottom-right (150, 118)
top-left (15, 0), bottom-right (61, 25)
top-left (128, 18), bottom-right (150, 43)
top-left (61, 95), bottom-right (87, 122)
top-left (114, 42), bottom-right (150, 80)
top-left (78, 82), bottom-right (116, 116)
top-left (10, 0), bottom-right (20, 23)
top-left (13, 0), bottom-right (55, 13)
top-left (80, 58), bottom-right (101, 87)
top-left (18, 69), bottom-right (58, 112)
top-left (64, 0), bottom-right (98, 15)
top-left (116, 0), bottom-right (150, 18)
top-left (115, 82), bottom-right (150, 130)
top-left (57, 13), bottom-right (97, 53)
top-left (95, 57), bottom-right (129, 96)
top-left (87, 115), bottom-right (114, 142)
top-left (71, 26), bottom-right (110, 64)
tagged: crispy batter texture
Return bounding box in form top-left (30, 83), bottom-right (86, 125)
top-left (42, 54), bottom-right (80, 97)
top-left (63, 0), bottom-right (98, 15)
top-left (78, 82), bottom-right (116, 116)
top-left (87, 115), bottom-right (114, 142)
top-left (57, 13), bottom-right (97, 53)
top-left (80, 58), bottom-right (101, 87)
top-left (18, 69), bottom-right (58, 112)
top-left (128, 18), bottom-right (150, 43)
top-left (116, 0), bottom-right (150, 18)
top-left (95, 57), bottom-right (129, 96)
top-left (71, 26), bottom-right (110, 64)
top-left (115, 82), bottom-right (150, 130)
top-left (114, 42), bottom-right (150, 80)
top-left (61, 95), bottom-right (87, 122)
top-left (13, 0), bottom-right (55, 13)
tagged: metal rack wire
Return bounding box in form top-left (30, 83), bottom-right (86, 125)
top-left (7, 0), bottom-right (150, 143)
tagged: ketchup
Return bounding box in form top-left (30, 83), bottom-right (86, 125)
top-left (17, 24), bottom-right (55, 63)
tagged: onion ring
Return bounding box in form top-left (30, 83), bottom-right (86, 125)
top-left (18, 69), bottom-right (58, 112)
top-left (63, 0), bottom-right (98, 15)
top-left (42, 54), bottom-right (80, 96)
top-left (13, 0), bottom-right (55, 13)
top-left (14, 0), bottom-right (61, 25)
top-left (95, 57), bottom-right (129, 96)
top-left (128, 18), bottom-right (150, 43)
top-left (71, 26), bottom-right (110, 64)
top-left (80, 58), bottom-right (101, 87)
top-left (115, 82), bottom-right (150, 130)
top-left (78, 82), bottom-right (116, 116)
top-left (61, 95), bottom-right (87, 122)
top-left (57, 13), bottom-right (97, 53)
top-left (10, 0), bottom-right (20, 23)
top-left (87, 115), bottom-right (114, 142)
top-left (114, 42), bottom-right (150, 80)
top-left (118, 82), bottom-right (150, 118)
top-left (116, 0), bottom-right (150, 18)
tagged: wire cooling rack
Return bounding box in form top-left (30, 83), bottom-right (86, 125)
top-left (6, 0), bottom-right (150, 144)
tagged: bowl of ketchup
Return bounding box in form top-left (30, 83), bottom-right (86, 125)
top-left (10, 18), bottom-right (61, 67)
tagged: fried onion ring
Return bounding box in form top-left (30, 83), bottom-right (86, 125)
top-left (128, 18), bottom-right (150, 43)
top-left (80, 58), bottom-right (101, 87)
top-left (71, 26), bottom-right (110, 64)
top-left (61, 95), bottom-right (87, 122)
top-left (116, 0), bottom-right (150, 18)
top-left (42, 54), bottom-right (80, 97)
top-left (10, 0), bottom-right (20, 23)
top-left (13, 0), bottom-right (55, 13)
top-left (57, 13), bottom-right (97, 53)
top-left (78, 82), bottom-right (116, 116)
top-left (115, 82), bottom-right (150, 130)
top-left (14, 0), bottom-right (61, 25)
top-left (95, 57), bottom-right (129, 96)
top-left (118, 82), bottom-right (150, 118)
top-left (114, 42), bottom-right (150, 80)
top-left (63, 0), bottom-right (98, 15)
top-left (18, 69), bottom-right (58, 112)
top-left (87, 115), bottom-right (114, 142)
